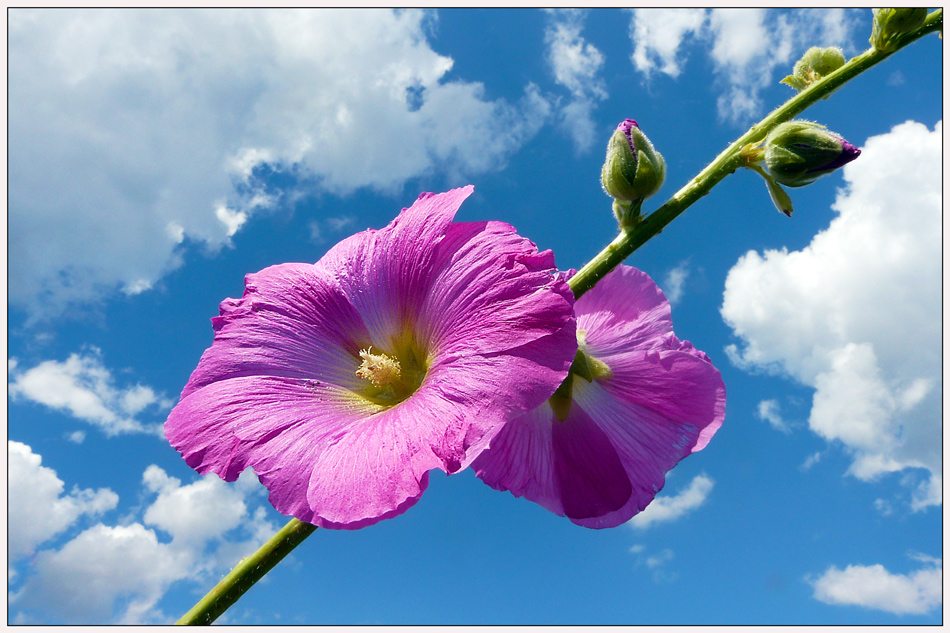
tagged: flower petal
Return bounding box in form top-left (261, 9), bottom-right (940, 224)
top-left (551, 404), bottom-right (632, 520)
top-left (577, 265), bottom-right (673, 356)
top-left (474, 264), bottom-right (725, 529)
top-left (167, 375), bottom-right (443, 529)
top-left (416, 220), bottom-right (573, 357)
top-left (181, 263), bottom-right (371, 399)
top-left (314, 186), bottom-right (476, 353)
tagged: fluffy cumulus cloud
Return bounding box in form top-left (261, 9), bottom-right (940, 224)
top-left (809, 554), bottom-right (942, 615)
top-left (721, 121), bottom-right (942, 509)
top-left (628, 9), bottom-right (858, 122)
top-left (9, 443), bottom-right (279, 624)
top-left (628, 474), bottom-right (714, 530)
top-left (8, 348), bottom-right (172, 436)
top-left (9, 9), bottom-right (552, 319)
top-left (544, 9), bottom-right (608, 152)
top-left (8, 441), bottom-right (118, 565)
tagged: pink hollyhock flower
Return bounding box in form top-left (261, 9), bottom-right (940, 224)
top-left (473, 265), bottom-right (725, 529)
top-left (165, 186), bottom-right (576, 529)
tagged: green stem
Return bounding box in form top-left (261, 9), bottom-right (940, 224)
top-left (568, 8), bottom-right (942, 300)
top-left (174, 9), bottom-right (942, 627)
top-left (176, 518), bottom-right (317, 625)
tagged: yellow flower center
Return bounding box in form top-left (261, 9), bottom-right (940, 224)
top-left (353, 337), bottom-right (429, 407)
top-left (356, 347), bottom-right (403, 387)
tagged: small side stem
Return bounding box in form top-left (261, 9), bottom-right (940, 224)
top-left (176, 518), bottom-right (317, 625)
top-left (569, 9), bottom-right (941, 300)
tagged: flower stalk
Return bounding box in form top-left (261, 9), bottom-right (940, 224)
top-left (176, 518), bottom-right (316, 625)
top-left (568, 8), bottom-right (941, 300)
top-left (176, 8), bottom-right (940, 626)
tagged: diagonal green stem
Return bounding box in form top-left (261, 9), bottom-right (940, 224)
top-left (568, 9), bottom-right (942, 300)
top-left (175, 8), bottom-right (941, 627)
top-left (176, 518), bottom-right (316, 625)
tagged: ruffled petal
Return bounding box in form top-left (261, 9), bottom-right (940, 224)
top-left (551, 404), bottom-right (632, 520)
top-left (577, 265), bottom-right (673, 356)
top-left (425, 320), bottom-right (577, 471)
top-left (181, 263), bottom-right (370, 399)
top-left (474, 264), bottom-right (726, 529)
top-left (314, 186), bottom-right (475, 353)
top-left (416, 220), bottom-right (573, 357)
top-left (598, 345), bottom-right (725, 453)
top-left (167, 375), bottom-right (444, 529)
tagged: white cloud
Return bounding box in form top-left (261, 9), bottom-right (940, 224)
top-left (628, 474), bottom-right (714, 529)
top-left (629, 9), bottom-right (707, 78)
top-left (801, 451), bottom-right (823, 472)
top-left (66, 430), bottom-right (86, 444)
top-left (9, 9), bottom-right (552, 319)
top-left (9, 443), bottom-right (280, 624)
top-left (662, 260), bottom-right (690, 305)
top-left (8, 441), bottom-right (118, 563)
top-left (809, 555), bottom-right (942, 615)
top-left (629, 9), bottom-right (858, 122)
top-left (721, 121), bottom-right (942, 509)
top-left (13, 523), bottom-right (194, 624)
top-left (142, 465), bottom-right (249, 547)
top-left (757, 399), bottom-right (791, 434)
top-left (544, 9), bottom-right (607, 152)
top-left (8, 348), bottom-right (171, 436)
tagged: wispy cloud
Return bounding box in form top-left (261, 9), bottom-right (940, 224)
top-left (628, 474), bottom-right (714, 530)
top-left (808, 553), bottom-right (942, 615)
top-left (8, 442), bottom-right (118, 565)
top-left (662, 260), bottom-right (691, 305)
top-left (629, 9), bottom-right (707, 79)
top-left (757, 399), bottom-right (792, 434)
top-left (628, 9), bottom-right (859, 123)
top-left (544, 9), bottom-right (608, 152)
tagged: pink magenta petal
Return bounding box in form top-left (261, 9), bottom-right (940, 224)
top-left (182, 263), bottom-right (371, 399)
top-left (166, 186), bottom-right (577, 528)
top-left (168, 375), bottom-right (443, 529)
top-left (474, 265), bottom-right (725, 529)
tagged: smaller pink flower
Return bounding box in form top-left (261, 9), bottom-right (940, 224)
top-left (473, 265), bottom-right (725, 529)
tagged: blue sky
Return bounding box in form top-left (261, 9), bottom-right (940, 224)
top-left (7, 8), bottom-right (942, 625)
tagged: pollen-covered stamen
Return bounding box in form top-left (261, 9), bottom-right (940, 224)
top-left (356, 347), bottom-right (403, 387)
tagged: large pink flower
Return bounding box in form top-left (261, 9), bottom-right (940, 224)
top-left (473, 265), bottom-right (725, 529)
top-left (165, 186), bottom-right (576, 529)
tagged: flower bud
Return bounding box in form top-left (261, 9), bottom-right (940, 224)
top-left (601, 119), bottom-right (666, 205)
top-left (763, 121), bottom-right (861, 188)
top-left (870, 8), bottom-right (928, 52)
top-left (781, 46), bottom-right (846, 92)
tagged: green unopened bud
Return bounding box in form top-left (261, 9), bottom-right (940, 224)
top-left (763, 120), bottom-right (861, 188)
top-left (870, 8), bottom-right (928, 52)
top-left (601, 119), bottom-right (666, 206)
top-left (781, 46), bottom-right (846, 92)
